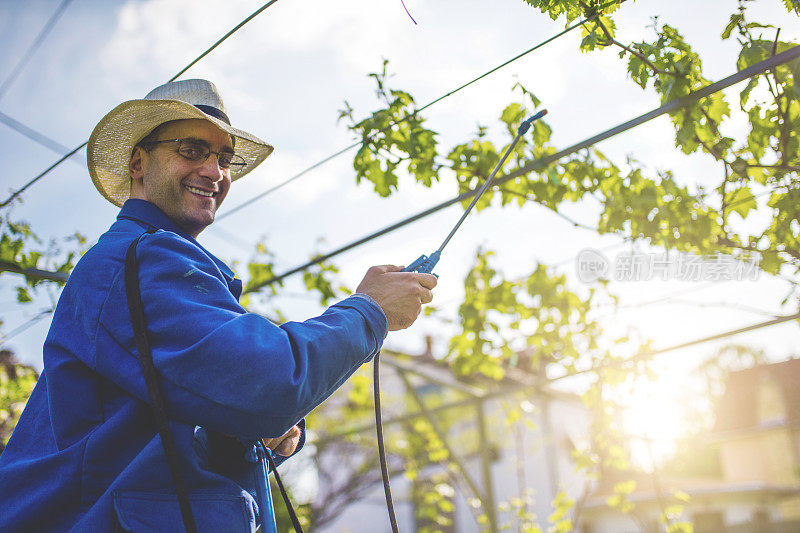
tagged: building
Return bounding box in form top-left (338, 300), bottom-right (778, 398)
top-left (580, 358), bottom-right (800, 533)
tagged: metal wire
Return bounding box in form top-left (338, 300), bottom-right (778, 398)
top-left (167, 0), bottom-right (280, 82)
top-left (0, 110), bottom-right (75, 158)
top-left (0, 308), bottom-right (54, 349)
top-left (0, 0), bottom-right (74, 102)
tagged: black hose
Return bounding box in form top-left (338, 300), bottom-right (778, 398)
top-left (374, 351), bottom-right (400, 532)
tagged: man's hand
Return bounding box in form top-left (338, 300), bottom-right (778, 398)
top-left (261, 425), bottom-right (302, 457)
top-left (356, 265), bottom-right (437, 331)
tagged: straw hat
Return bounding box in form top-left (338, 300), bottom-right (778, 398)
top-left (87, 79), bottom-right (273, 207)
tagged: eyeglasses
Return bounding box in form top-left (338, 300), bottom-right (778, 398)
top-left (142, 138), bottom-right (246, 170)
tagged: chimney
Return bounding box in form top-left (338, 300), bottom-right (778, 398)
top-left (422, 335), bottom-right (434, 360)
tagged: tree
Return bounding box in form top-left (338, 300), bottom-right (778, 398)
top-left (0, 350), bottom-right (38, 456)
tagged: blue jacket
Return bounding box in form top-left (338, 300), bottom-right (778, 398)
top-left (0, 199), bottom-right (388, 531)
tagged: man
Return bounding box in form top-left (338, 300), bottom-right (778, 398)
top-left (0, 79), bottom-right (436, 531)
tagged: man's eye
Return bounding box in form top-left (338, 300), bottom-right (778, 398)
top-left (179, 144), bottom-right (206, 160)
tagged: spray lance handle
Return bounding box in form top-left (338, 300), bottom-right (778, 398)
top-left (401, 250), bottom-right (441, 275)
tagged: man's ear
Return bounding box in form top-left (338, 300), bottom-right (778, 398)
top-left (129, 146), bottom-right (146, 182)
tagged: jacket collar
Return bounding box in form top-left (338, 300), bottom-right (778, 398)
top-left (117, 199), bottom-right (242, 297)
top-left (118, 198), bottom-right (192, 238)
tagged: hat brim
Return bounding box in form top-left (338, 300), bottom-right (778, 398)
top-left (87, 99), bottom-right (273, 207)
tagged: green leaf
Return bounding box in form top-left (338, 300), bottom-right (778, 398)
top-left (512, 81), bottom-right (541, 108)
top-left (721, 13), bottom-right (743, 40)
top-left (500, 103), bottom-right (526, 134)
top-left (781, 0), bottom-right (800, 14)
top-left (728, 187), bottom-right (756, 219)
top-left (627, 55), bottom-right (649, 89)
top-left (580, 17), bottom-right (614, 52)
top-left (788, 58), bottom-right (800, 101)
top-left (739, 76), bottom-right (759, 108)
top-left (16, 287), bottom-right (32, 303)
top-left (245, 262), bottom-right (279, 293)
top-left (737, 42), bottom-right (768, 72)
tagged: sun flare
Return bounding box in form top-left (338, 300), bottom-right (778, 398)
top-left (620, 378), bottom-right (692, 468)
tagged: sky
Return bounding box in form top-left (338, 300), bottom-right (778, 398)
top-left (1, 0), bottom-right (799, 455)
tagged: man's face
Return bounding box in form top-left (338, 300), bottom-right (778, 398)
top-left (129, 119), bottom-right (233, 237)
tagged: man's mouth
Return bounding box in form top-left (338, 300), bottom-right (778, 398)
top-left (184, 184), bottom-right (216, 198)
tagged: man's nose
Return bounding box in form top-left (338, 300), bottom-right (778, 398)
top-left (197, 153), bottom-right (224, 182)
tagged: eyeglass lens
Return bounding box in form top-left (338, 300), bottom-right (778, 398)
top-left (177, 140), bottom-right (245, 169)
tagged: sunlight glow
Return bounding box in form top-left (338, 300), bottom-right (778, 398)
top-left (620, 378), bottom-right (691, 469)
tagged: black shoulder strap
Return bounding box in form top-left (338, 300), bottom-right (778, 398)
top-left (124, 232), bottom-right (198, 533)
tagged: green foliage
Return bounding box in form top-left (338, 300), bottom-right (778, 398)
top-left (521, 0), bottom-right (584, 22)
top-left (411, 474), bottom-right (456, 532)
top-left (269, 478), bottom-right (312, 531)
top-left (242, 238), bottom-right (351, 313)
top-left (580, 16), bottom-right (616, 52)
top-left (781, 0), bottom-right (800, 15)
top-left (520, 0), bottom-right (624, 25)
top-left (0, 213), bottom-right (79, 303)
top-left (547, 490), bottom-right (574, 532)
top-left (449, 249), bottom-right (607, 380)
top-left (598, 165), bottom-right (722, 254)
top-left (606, 480), bottom-right (636, 513)
top-left (661, 490), bottom-right (693, 532)
top-left (0, 351), bottom-right (38, 454)
top-left (345, 374), bottom-right (372, 413)
top-left (302, 257), bottom-right (351, 307)
top-left (498, 488), bottom-right (541, 532)
top-left (513, 2), bottom-right (799, 287)
top-left (449, 250), bottom-right (517, 378)
top-left (16, 287), bottom-right (31, 303)
top-left (347, 0), bottom-right (800, 286)
top-left (341, 60), bottom-right (439, 197)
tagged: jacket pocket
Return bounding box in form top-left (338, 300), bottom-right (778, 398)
top-left (113, 490), bottom-right (256, 532)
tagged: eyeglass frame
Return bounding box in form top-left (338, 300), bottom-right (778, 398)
top-left (139, 138), bottom-right (247, 170)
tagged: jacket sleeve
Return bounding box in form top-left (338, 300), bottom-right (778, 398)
top-left (96, 231), bottom-right (387, 439)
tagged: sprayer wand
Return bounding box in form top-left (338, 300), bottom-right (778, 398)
top-left (401, 109), bottom-right (548, 275)
top-left (376, 109), bottom-right (549, 533)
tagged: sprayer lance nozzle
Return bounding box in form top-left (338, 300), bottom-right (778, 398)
top-left (518, 109), bottom-right (549, 135)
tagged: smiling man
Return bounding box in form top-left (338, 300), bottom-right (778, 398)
top-left (130, 119), bottom-right (236, 237)
top-left (0, 79), bottom-right (437, 532)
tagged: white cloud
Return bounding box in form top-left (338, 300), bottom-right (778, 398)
top-left (99, 0), bottom-right (255, 92)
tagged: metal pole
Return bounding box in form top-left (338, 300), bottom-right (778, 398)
top-left (475, 401), bottom-right (498, 533)
top-left (0, 261), bottom-right (69, 283)
top-left (395, 368), bottom-right (487, 512)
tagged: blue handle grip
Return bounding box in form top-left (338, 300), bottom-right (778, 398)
top-left (402, 250), bottom-right (441, 275)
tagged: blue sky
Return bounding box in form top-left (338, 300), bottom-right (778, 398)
top-left (2, 0), bottom-right (800, 445)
